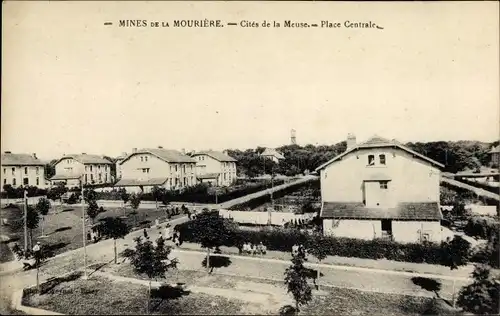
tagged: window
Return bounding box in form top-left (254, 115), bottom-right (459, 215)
top-left (85, 174), bottom-right (88, 183)
top-left (13, 178), bottom-right (16, 186)
top-left (90, 166), bottom-right (93, 172)
top-left (36, 178), bottom-right (39, 186)
top-left (98, 173), bottom-right (102, 180)
top-left (24, 167), bottom-right (28, 175)
top-left (36, 167), bottom-right (39, 175)
top-left (142, 168), bottom-right (150, 173)
top-left (85, 166), bottom-right (88, 171)
top-left (379, 181), bottom-right (388, 189)
top-left (3, 168), bottom-right (6, 174)
top-left (91, 174), bottom-right (94, 181)
top-left (379, 154), bottom-right (386, 165)
top-left (368, 155), bottom-right (375, 166)
top-left (23, 178), bottom-right (29, 185)
top-left (145, 156), bottom-right (148, 162)
top-left (98, 165), bottom-right (101, 170)
top-left (183, 165), bottom-right (186, 173)
top-left (175, 165), bottom-right (178, 172)
top-left (3, 179), bottom-right (6, 185)
top-left (11, 168), bottom-right (15, 175)
top-left (141, 156), bottom-right (143, 162)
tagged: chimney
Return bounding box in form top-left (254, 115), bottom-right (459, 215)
top-left (121, 152), bottom-right (127, 157)
top-left (4, 151), bottom-right (11, 154)
top-left (132, 148), bottom-right (137, 153)
top-left (81, 152), bottom-right (87, 155)
top-left (32, 153), bottom-right (38, 159)
top-left (158, 146), bottom-right (163, 149)
top-left (223, 150), bottom-right (228, 155)
top-left (346, 133), bottom-right (356, 150)
top-left (181, 148), bottom-right (186, 154)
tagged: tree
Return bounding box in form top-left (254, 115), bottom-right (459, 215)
top-left (129, 193), bottom-right (142, 227)
top-left (119, 188), bottom-right (130, 217)
top-left (306, 234), bottom-right (329, 290)
top-left (456, 264), bottom-right (500, 315)
top-left (26, 206), bottom-right (40, 250)
top-left (284, 247), bottom-right (312, 314)
top-left (101, 217), bottom-right (131, 264)
top-left (87, 200), bottom-right (100, 224)
top-left (129, 236), bottom-right (178, 313)
top-left (441, 235), bottom-right (471, 306)
top-left (36, 198), bottom-right (51, 237)
top-left (151, 186), bottom-right (166, 209)
top-left (83, 188), bottom-right (98, 204)
top-left (189, 211), bottom-right (236, 272)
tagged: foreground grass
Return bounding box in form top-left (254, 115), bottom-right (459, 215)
top-left (22, 273), bottom-right (247, 315)
top-left (92, 262), bottom-right (432, 315)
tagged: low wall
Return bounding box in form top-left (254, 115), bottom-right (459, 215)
top-left (219, 209), bottom-right (314, 226)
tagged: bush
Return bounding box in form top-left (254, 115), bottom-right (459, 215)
top-left (176, 219), bottom-right (448, 265)
top-left (1, 185), bottom-right (48, 199)
top-left (464, 216), bottom-right (500, 240)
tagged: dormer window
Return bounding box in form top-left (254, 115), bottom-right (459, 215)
top-left (379, 154), bottom-right (386, 165)
top-left (368, 155), bottom-right (375, 166)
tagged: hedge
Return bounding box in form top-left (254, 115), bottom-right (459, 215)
top-left (176, 220), bottom-right (445, 265)
top-left (94, 180), bottom-right (287, 204)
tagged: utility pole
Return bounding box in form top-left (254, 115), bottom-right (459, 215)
top-left (81, 175), bottom-right (88, 279)
top-left (23, 189), bottom-right (28, 258)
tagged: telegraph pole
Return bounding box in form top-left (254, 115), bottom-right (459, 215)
top-left (81, 175), bottom-right (88, 279)
top-left (23, 189), bottom-right (28, 258)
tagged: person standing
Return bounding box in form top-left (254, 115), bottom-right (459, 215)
top-left (32, 242), bottom-right (41, 267)
top-left (143, 228), bottom-right (149, 239)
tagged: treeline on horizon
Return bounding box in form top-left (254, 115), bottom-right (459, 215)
top-left (44, 140), bottom-right (498, 180)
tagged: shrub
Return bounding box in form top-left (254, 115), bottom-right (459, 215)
top-left (176, 220), bottom-right (447, 265)
top-left (464, 216), bottom-right (500, 240)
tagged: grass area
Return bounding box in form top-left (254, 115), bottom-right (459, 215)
top-left (0, 205), bottom-right (182, 260)
top-left (93, 261), bottom-right (432, 315)
top-left (22, 272), bottom-right (248, 315)
top-left (22, 264), bottom-right (433, 315)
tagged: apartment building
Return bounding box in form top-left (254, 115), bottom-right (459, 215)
top-left (1, 151), bottom-right (47, 188)
top-left (190, 150), bottom-right (237, 187)
top-left (50, 153), bottom-right (113, 187)
top-left (115, 147), bottom-right (197, 193)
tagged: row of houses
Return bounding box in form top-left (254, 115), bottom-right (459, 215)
top-left (1, 148), bottom-right (240, 192)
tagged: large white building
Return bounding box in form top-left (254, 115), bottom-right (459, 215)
top-left (1, 151), bottom-right (48, 189)
top-left (50, 153), bottom-right (113, 187)
top-left (115, 147), bottom-right (197, 193)
top-left (315, 134), bottom-right (444, 244)
top-left (190, 150), bottom-right (237, 187)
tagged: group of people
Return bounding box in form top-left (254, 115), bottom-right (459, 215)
top-left (242, 242), bottom-right (267, 255)
top-left (143, 223), bottom-right (183, 247)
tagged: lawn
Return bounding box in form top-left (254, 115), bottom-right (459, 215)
top-left (22, 265), bottom-right (433, 315)
top-left (22, 272), bottom-right (248, 315)
top-left (0, 205), bottom-right (182, 260)
top-left (87, 261), bottom-right (433, 315)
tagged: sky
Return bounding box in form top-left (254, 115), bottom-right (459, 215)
top-left (2, 1), bottom-right (499, 161)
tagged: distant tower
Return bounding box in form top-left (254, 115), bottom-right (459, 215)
top-left (291, 129), bottom-right (296, 145)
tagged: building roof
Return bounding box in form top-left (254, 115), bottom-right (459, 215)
top-left (192, 151), bottom-right (237, 162)
top-left (489, 145), bottom-right (500, 154)
top-left (50, 174), bottom-right (82, 180)
top-left (261, 148), bottom-right (285, 159)
top-left (321, 202), bottom-right (442, 220)
top-left (55, 154), bottom-right (112, 165)
top-left (120, 148), bottom-right (196, 165)
top-left (1, 153), bottom-right (45, 166)
top-left (114, 178), bottom-right (168, 187)
top-left (197, 173), bottom-right (220, 180)
top-left (315, 135), bottom-right (445, 171)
